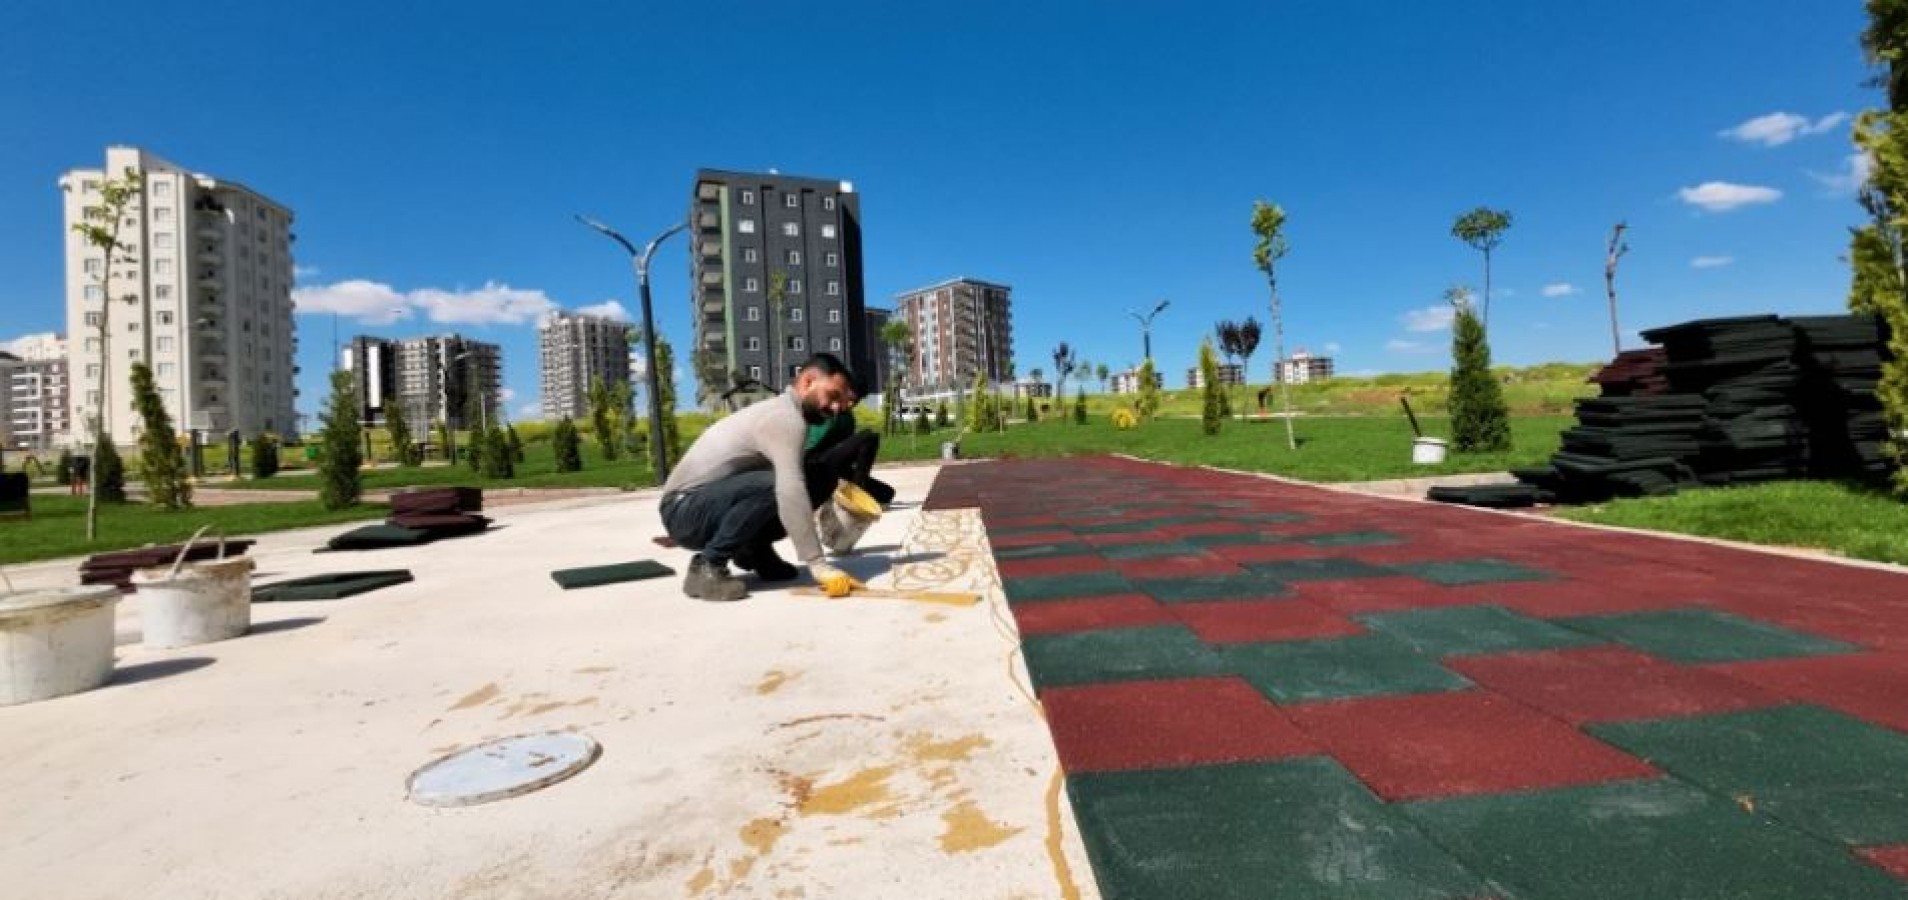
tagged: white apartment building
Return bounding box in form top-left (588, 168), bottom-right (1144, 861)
top-left (894, 278), bottom-right (1013, 395)
top-left (1276, 349), bottom-right (1335, 385)
top-left (3, 354), bottom-right (72, 451)
top-left (61, 146), bottom-right (297, 444)
top-left (539, 311), bottom-right (631, 421)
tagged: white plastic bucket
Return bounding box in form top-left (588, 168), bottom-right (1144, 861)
top-left (941, 441), bottom-right (959, 461)
top-left (133, 556), bottom-right (256, 650)
top-left (815, 482), bottom-right (882, 554)
top-left (0, 585), bottom-right (123, 706)
top-left (1411, 437), bottom-right (1448, 465)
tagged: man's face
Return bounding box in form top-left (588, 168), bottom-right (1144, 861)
top-left (795, 370), bottom-right (853, 424)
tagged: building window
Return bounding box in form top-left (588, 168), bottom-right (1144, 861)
top-left (84, 286), bottom-right (103, 301)
top-left (83, 258), bottom-right (102, 275)
top-left (823, 196), bottom-right (836, 211)
top-left (745, 306), bottom-right (760, 321)
top-left (155, 258), bottom-right (173, 276)
top-left (748, 365), bottom-right (761, 379)
top-left (784, 193), bottom-right (799, 208)
top-left (157, 362), bottom-right (175, 377)
top-left (154, 207), bottom-right (173, 222)
top-left (85, 364), bottom-right (100, 378)
top-left (127, 321), bottom-right (139, 333)
top-left (790, 307), bottom-right (804, 322)
top-left (745, 337), bottom-right (761, 351)
top-left (827, 309), bottom-right (841, 323)
top-left (156, 336), bottom-right (174, 352)
top-left (86, 391), bottom-right (99, 406)
top-left (743, 247), bottom-right (758, 263)
top-left (738, 219), bottom-right (756, 234)
top-left (84, 337), bottom-right (100, 351)
top-left (82, 179), bottom-right (100, 192)
top-left (829, 337), bottom-right (842, 352)
top-left (790, 336), bottom-right (805, 351)
top-left (788, 279), bottom-right (803, 295)
top-left (152, 181), bottom-right (171, 197)
top-left (740, 189), bottom-right (755, 205)
top-left (154, 232), bottom-right (174, 249)
top-left (825, 252), bottom-right (838, 267)
top-left (744, 277), bottom-right (759, 292)
top-left (156, 284), bottom-right (173, 300)
top-left (780, 222), bottom-right (799, 237)
top-left (786, 250), bottom-right (801, 265)
top-left (157, 311), bottom-right (173, 326)
top-left (821, 224), bottom-right (837, 239)
top-left (83, 311), bottom-right (102, 326)
top-left (826, 280), bottom-right (840, 297)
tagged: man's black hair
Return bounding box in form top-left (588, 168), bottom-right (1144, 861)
top-left (798, 352), bottom-right (853, 382)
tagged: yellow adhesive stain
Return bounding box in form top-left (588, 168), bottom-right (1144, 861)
top-left (924, 611), bottom-right (949, 623)
top-left (799, 766), bottom-right (897, 816)
top-left (449, 683), bottom-right (500, 711)
top-left (727, 855), bottom-right (757, 882)
top-left (1044, 768), bottom-right (1083, 900)
top-left (740, 817), bottom-right (788, 855)
top-left (908, 732), bottom-right (991, 763)
top-left (684, 865), bottom-right (715, 895)
top-left (756, 670), bottom-right (795, 695)
top-left (575, 665), bottom-right (616, 674)
top-left (940, 800), bottom-right (1024, 853)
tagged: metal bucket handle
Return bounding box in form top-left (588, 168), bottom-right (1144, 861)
top-left (164, 525), bottom-right (228, 581)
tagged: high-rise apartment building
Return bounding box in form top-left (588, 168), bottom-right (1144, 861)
top-left (60, 146), bottom-right (297, 443)
top-left (687, 169), bottom-right (869, 408)
top-left (538, 311), bottom-right (631, 421)
top-left (1275, 349), bottom-right (1335, 384)
top-left (863, 306), bottom-right (894, 396)
top-left (1, 334), bottom-right (71, 450)
top-left (341, 335), bottom-right (500, 431)
top-left (893, 278), bottom-right (1013, 395)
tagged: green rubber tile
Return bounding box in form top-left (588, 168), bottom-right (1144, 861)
top-left (1070, 757), bottom-right (1488, 900)
top-left (1182, 531), bottom-right (1277, 547)
top-left (1302, 531), bottom-right (1405, 547)
top-left (1243, 556), bottom-right (1394, 582)
top-left (1556, 609), bottom-right (1857, 664)
top-left (1403, 778), bottom-right (1905, 900)
top-left (1021, 624), bottom-right (1226, 690)
top-left (1234, 512), bottom-right (1310, 525)
top-left (1591, 705), bottom-right (1908, 846)
top-left (1099, 541), bottom-right (1202, 560)
top-left (1003, 570), bottom-right (1135, 604)
top-left (1358, 605), bottom-right (1602, 658)
top-left (1221, 634), bottom-right (1473, 704)
top-left (1391, 558), bottom-right (1555, 586)
top-left (1133, 573), bottom-right (1288, 604)
top-left (1074, 520), bottom-right (1169, 535)
top-left (993, 542), bottom-right (1094, 561)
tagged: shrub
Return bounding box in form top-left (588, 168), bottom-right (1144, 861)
top-left (130, 361), bottom-right (190, 509)
top-left (317, 370), bottom-right (364, 509)
top-left (935, 401), bottom-right (950, 429)
top-left (386, 397), bottom-right (421, 467)
top-left (1111, 408), bottom-right (1138, 430)
top-left (1197, 340), bottom-right (1224, 437)
top-left (480, 427), bottom-right (515, 479)
top-left (249, 433), bottom-right (281, 480)
top-left (553, 417), bottom-right (583, 472)
top-left (1136, 359), bottom-right (1161, 420)
top-left (55, 449), bottom-right (74, 485)
top-left (94, 438), bottom-right (126, 503)
top-left (1073, 389), bottom-right (1087, 424)
top-left (1449, 303), bottom-right (1512, 452)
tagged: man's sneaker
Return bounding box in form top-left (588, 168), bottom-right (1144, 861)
top-left (683, 556), bottom-right (748, 602)
top-left (734, 542), bottom-right (799, 582)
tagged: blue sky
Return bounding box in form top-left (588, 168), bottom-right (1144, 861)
top-left (0, 0), bottom-right (1879, 420)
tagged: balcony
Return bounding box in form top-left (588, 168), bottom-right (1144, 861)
top-left (197, 225), bottom-right (222, 242)
top-left (198, 248), bottom-right (222, 265)
top-left (197, 271), bottom-right (222, 290)
top-left (701, 298), bottom-right (725, 316)
top-left (697, 212), bottom-right (720, 232)
top-left (698, 240), bottom-right (721, 259)
top-left (700, 270), bottom-right (723, 287)
top-left (696, 183), bottom-right (719, 202)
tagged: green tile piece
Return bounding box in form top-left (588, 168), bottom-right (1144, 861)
top-left (993, 542), bottom-right (1092, 561)
top-left (1133, 573), bottom-right (1288, 604)
top-left (1021, 625), bottom-right (1225, 690)
top-left (1234, 512), bottom-right (1310, 525)
top-left (1591, 705), bottom-right (1908, 846)
top-left (1098, 541), bottom-right (1201, 560)
top-left (1070, 758), bottom-right (1488, 900)
top-left (1243, 556), bottom-right (1393, 582)
top-left (1002, 570), bottom-right (1133, 604)
top-left (1302, 531), bottom-right (1405, 547)
top-left (1392, 558), bottom-right (1555, 586)
top-left (1403, 778), bottom-right (1905, 900)
top-left (1073, 520), bottom-right (1165, 535)
top-left (1182, 531), bottom-right (1275, 547)
top-left (1358, 605), bottom-right (1601, 657)
top-left (1556, 609), bottom-right (1856, 664)
top-left (1221, 634), bottom-right (1472, 704)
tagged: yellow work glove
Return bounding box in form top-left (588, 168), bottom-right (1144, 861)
top-left (811, 563), bottom-right (854, 598)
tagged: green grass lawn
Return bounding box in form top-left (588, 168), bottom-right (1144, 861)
top-left (1554, 480), bottom-right (1908, 567)
top-left (0, 494), bottom-right (388, 567)
top-left (225, 443), bottom-right (658, 492)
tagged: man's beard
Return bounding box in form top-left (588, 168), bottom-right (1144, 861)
top-left (799, 396), bottom-right (829, 424)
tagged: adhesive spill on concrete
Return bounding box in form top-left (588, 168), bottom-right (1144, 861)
top-left (683, 864), bottom-right (715, 895)
top-left (766, 712), bottom-right (882, 732)
top-left (740, 817), bottom-right (788, 856)
top-left (575, 665), bottom-right (616, 674)
top-left (449, 683), bottom-right (501, 711)
top-left (907, 732), bottom-right (991, 763)
top-left (925, 611), bottom-right (949, 623)
top-left (939, 800), bottom-right (1023, 853)
top-left (799, 766), bottom-right (897, 816)
top-left (756, 670), bottom-right (794, 695)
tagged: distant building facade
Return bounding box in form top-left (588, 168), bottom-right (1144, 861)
top-left (539, 311), bottom-right (631, 421)
top-left (342, 334), bottom-right (501, 431)
top-left (2, 338), bottom-right (71, 450)
top-left (1276, 349), bottom-right (1334, 384)
top-left (1186, 362), bottom-right (1245, 389)
top-left (894, 278), bottom-right (1013, 395)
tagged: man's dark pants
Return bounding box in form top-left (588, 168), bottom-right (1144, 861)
top-left (660, 471), bottom-right (834, 565)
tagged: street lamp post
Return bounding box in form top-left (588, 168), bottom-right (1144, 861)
top-left (576, 214), bottom-right (688, 483)
top-left (1128, 299), bottom-right (1171, 362)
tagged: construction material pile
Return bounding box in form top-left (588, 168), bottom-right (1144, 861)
top-left (82, 540), bottom-right (258, 593)
top-left (1430, 313), bottom-right (1893, 509)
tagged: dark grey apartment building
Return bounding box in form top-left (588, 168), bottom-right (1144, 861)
top-left (688, 169), bottom-right (870, 408)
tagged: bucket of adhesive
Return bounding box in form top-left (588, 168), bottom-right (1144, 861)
top-left (816, 482), bottom-right (882, 554)
top-left (0, 585), bottom-right (122, 706)
top-left (1411, 437), bottom-right (1448, 465)
top-left (940, 441), bottom-right (959, 461)
top-left (133, 527), bottom-right (255, 650)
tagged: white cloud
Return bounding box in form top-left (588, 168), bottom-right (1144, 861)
top-left (411, 282), bottom-right (558, 325)
top-left (1810, 152), bottom-right (1874, 194)
top-left (1540, 282), bottom-right (1580, 298)
top-left (1690, 255), bottom-right (1736, 269)
top-left (1718, 111), bottom-right (1850, 147)
top-left (514, 402), bottom-right (542, 421)
top-left (499, 387), bottom-right (517, 404)
top-left (1401, 305), bottom-right (1455, 333)
top-left (1385, 338), bottom-right (1432, 354)
top-left (292, 264), bottom-right (321, 280)
top-left (1323, 341), bottom-right (1342, 353)
top-left (3, 332), bottom-right (61, 358)
top-left (575, 299), bottom-right (634, 322)
top-left (291, 279), bottom-right (413, 325)
top-left (1677, 181), bottom-right (1782, 212)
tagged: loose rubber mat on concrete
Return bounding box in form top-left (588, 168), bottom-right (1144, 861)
top-left (927, 456), bottom-right (1908, 898)
top-left (252, 570), bottom-right (414, 601)
top-left (548, 560), bottom-right (675, 590)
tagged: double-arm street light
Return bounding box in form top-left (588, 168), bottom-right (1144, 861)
top-left (576, 214), bottom-right (688, 482)
top-left (1128, 298), bottom-right (1171, 362)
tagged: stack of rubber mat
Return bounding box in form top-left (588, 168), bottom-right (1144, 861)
top-left (324, 487), bottom-right (489, 551)
top-left (1794, 314), bottom-right (1892, 478)
top-left (1645, 316), bottom-right (1811, 485)
top-left (1588, 348), bottom-right (1668, 396)
top-left (1425, 483), bottom-right (1545, 508)
top-left (81, 540), bottom-right (258, 593)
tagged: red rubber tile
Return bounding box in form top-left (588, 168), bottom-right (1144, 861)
top-left (1110, 555), bottom-right (1243, 580)
top-left (1287, 689), bottom-right (1660, 801)
top-left (988, 529), bottom-right (1080, 550)
top-left (1860, 844), bottom-right (1908, 880)
top-left (1014, 593), bottom-right (1178, 637)
top-left (997, 554), bottom-right (1111, 580)
top-left (1212, 543), bottom-right (1338, 564)
top-left (1042, 676), bottom-right (1317, 773)
top-left (1172, 599), bottom-right (1368, 644)
top-left (987, 513), bottom-right (1062, 531)
top-left (1468, 579), bottom-right (1710, 618)
top-left (1079, 529), bottom-right (1175, 548)
top-left (1708, 652), bottom-right (1908, 734)
top-left (1295, 576), bottom-right (1486, 614)
top-left (1709, 596), bottom-right (1908, 653)
top-left (1447, 646), bottom-right (1782, 725)
top-left (1156, 520), bottom-right (1255, 538)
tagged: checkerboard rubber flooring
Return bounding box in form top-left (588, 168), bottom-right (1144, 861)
top-left (929, 456), bottom-right (1908, 899)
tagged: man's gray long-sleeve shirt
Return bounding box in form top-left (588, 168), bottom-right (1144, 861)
top-left (660, 389), bottom-right (824, 564)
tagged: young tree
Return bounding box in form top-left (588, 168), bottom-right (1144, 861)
top-left (1096, 363), bottom-right (1110, 394)
top-left (654, 334), bottom-right (682, 463)
top-left (1073, 388), bottom-right (1088, 424)
top-left (480, 427), bottom-right (515, 479)
top-left (1851, 0), bottom-right (1908, 494)
top-left (129, 361), bottom-right (190, 510)
top-left (1136, 358), bottom-right (1161, 421)
top-left (249, 434), bottom-right (279, 480)
top-left (1024, 394), bottom-right (1038, 422)
top-left (879, 318), bottom-right (913, 435)
top-left (71, 167), bottom-right (143, 537)
top-left (1251, 201), bottom-right (1298, 450)
top-left (317, 370), bottom-right (364, 509)
top-left (915, 408), bottom-right (931, 435)
top-left (768, 270), bottom-right (789, 387)
top-left (1216, 319), bottom-right (1245, 416)
top-left (1451, 207), bottom-right (1514, 330)
top-left (1448, 295), bottom-right (1512, 453)
top-left (935, 400), bottom-right (950, 429)
top-left (1051, 342), bottom-right (1076, 410)
top-left (553, 417), bottom-right (584, 472)
top-left (1198, 339), bottom-right (1224, 436)
top-left (588, 378), bottom-right (618, 461)
top-left (969, 368), bottom-right (992, 432)
top-left (55, 449), bottom-right (75, 487)
top-left (386, 395), bottom-right (420, 467)
top-left (507, 423), bottom-right (525, 463)
top-left (1604, 222), bottom-right (1631, 358)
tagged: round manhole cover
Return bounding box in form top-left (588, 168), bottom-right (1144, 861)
top-left (406, 731), bottom-right (601, 807)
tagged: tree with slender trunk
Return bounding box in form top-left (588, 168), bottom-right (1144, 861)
top-left (1251, 201), bottom-right (1298, 450)
top-left (1451, 207), bottom-right (1513, 330)
top-left (317, 370), bottom-right (364, 509)
top-left (1852, 0), bottom-right (1908, 494)
top-left (1198, 339), bottom-right (1225, 436)
top-left (1096, 363), bottom-right (1110, 394)
top-left (70, 167), bottom-right (143, 539)
top-left (654, 334), bottom-right (682, 463)
top-left (768, 270), bottom-right (789, 389)
top-left (1448, 293), bottom-right (1511, 453)
top-left (588, 378), bottom-right (618, 461)
top-left (129, 361), bottom-right (191, 510)
top-left (386, 393), bottom-right (419, 467)
top-left (1216, 319), bottom-right (1244, 417)
top-left (1236, 316), bottom-right (1263, 410)
top-left (1604, 222), bottom-right (1630, 358)
top-left (553, 417), bottom-right (584, 472)
top-left (879, 318), bottom-right (913, 434)
top-left (1051, 342), bottom-right (1076, 416)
